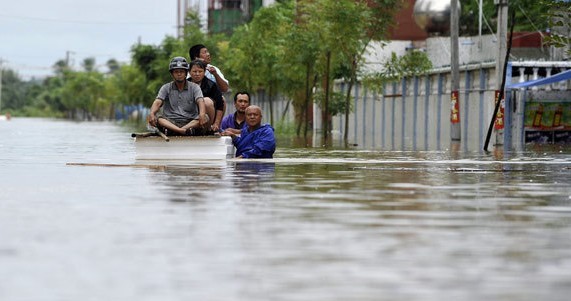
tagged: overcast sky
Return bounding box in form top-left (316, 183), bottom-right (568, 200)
top-left (0, 0), bottom-right (178, 79)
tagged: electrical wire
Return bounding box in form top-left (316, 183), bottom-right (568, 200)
top-left (0, 13), bottom-right (171, 25)
top-left (517, 4), bottom-right (545, 39)
top-left (471, 0), bottom-right (496, 40)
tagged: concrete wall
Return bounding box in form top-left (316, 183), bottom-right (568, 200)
top-left (318, 65), bottom-right (497, 151)
top-left (317, 62), bottom-right (571, 151)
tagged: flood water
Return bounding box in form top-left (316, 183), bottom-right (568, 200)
top-left (1, 118), bottom-right (571, 301)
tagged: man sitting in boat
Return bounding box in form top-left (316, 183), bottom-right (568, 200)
top-left (221, 105), bottom-right (276, 159)
top-left (188, 60), bottom-right (225, 133)
top-left (220, 91), bottom-right (250, 135)
top-left (148, 57), bottom-right (209, 136)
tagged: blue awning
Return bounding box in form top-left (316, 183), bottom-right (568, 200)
top-left (508, 69), bottom-right (571, 89)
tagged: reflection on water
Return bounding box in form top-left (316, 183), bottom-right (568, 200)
top-left (1, 118), bottom-right (571, 301)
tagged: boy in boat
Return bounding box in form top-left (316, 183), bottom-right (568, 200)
top-left (148, 57), bottom-right (209, 136)
top-left (220, 91), bottom-right (250, 135)
top-left (221, 105), bottom-right (276, 159)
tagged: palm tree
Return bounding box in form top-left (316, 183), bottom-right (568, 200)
top-left (82, 57), bottom-right (96, 72)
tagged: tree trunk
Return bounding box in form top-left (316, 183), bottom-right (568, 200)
top-left (280, 100), bottom-right (290, 123)
top-left (303, 63), bottom-right (311, 137)
top-left (268, 83), bottom-right (274, 126)
top-left (344, 56), bottom-right (357, 145)
top-left (323, 51), bottom-right (331, 143)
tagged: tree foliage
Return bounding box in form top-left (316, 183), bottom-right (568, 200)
top-left (363, 50), bottom-right (433, 93)
top-left (461, 0), bottom-right (550, 36)
top-left (542, 0), bottom-right (571, 57)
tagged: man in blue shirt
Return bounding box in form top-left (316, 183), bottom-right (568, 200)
top-left (220, 91), bottom-right (250, 135)
top-left (222, 105), bottom-right (276, 159)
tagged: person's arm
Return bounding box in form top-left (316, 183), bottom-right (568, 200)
top-left (189, 83), bottom-right (207, 126)
top-left (207, 65), bottom-right (229, 92)
top-left (224, 128), bottom-right (241, 135)
top-left (212, 110), bottom-right (224, 132)
top-left (149, 99), bottom-right (163, 127)
top-left (210, 81), bottom-right (225, 131)
top-left (221, 130), bottom-right (237, 138)
top-left (150, 84), bottom-right (169, 127)
top-left (196, 97), bottom-right (208, 126)
top-left (220, 114), bottom-right (243, 134)
top-left (220, 115), bottom-right (231, 131)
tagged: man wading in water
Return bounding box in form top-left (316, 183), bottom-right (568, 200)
top-left (221, 105), bottom-right (276, 158)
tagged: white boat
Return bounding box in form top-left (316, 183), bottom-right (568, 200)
top-left (133, 133), bottom-right (235, 160)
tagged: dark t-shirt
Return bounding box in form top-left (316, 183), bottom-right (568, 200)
top-left (197, 78), bottom-right (224, 111)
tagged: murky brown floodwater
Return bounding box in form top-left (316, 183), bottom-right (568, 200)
top-left (1, 118), bottom-right (571, 301)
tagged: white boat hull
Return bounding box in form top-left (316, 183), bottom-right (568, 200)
top-left (134, 135), bottom-right (235, 160)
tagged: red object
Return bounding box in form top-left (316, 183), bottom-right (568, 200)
top-left (510, 32), bottom-right (544, 48)
top-left (532, 103), bottom-right (544, 128)
top-left (494, 90), bottom-right (505, 130)
top-left (387, 0), bottom-right (428, 41)
top-left (450, 90), bottom-right (460, 123)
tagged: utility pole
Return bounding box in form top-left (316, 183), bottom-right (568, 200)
top-left (495, 0), bottom-right (509, 145)
top-left (478, 0), bottom-right (483, 49)
top-left (450, 0), bottom-right (461, 141)
top-left (65, 51), bottom-right (75, 69)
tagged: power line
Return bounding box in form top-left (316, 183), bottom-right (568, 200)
top-left (471, 0), bottom-right (496, 39)
top-left (0, 13), bottom-right (172, 25)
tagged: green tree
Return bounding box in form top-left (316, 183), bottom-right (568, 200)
top-left (281, 3), bottom-right (320, 137)
top-left (542, 0), bottom-right (571, 57)
top-left (363, 50), bottom-right (433, 92)
top-left (302, 0), bottom-right (402, 142)
top-left (131, 44), bottom-right (161, 84)
top-left (53, 59), bottom-right (70, 76)
top-left (106, 59), bottom-right (121, 74)
top-left (226, 24), bottom-right (257, 93)
top-left (105, 64), bottom-right (150, 120)
top-left (1, 68), bottom-right (28, 113)
top-left (28, 76), bottom-right (66, 117)
top-left (226, 3), bottom-right (295, 126)
top-left (59, 71), bottom-right (105, 120)
top-left (82, 57), bottom-right (97, 72)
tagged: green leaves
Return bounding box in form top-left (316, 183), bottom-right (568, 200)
top-left (363, 50), bottom-right (432, 93)
top-left (542, 0), bottom-right (571, 56)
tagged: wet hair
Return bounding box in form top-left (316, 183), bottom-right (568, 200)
top-left (189, 44), bottom-right (206, 60)
top-left (189, 59), bottom-right (207, 70)
top-left (233, 91), bottom-right (251, 103)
